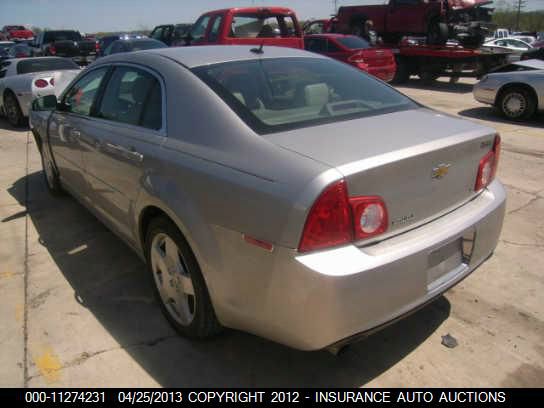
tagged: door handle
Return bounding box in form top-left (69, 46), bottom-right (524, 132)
top-left (70, 129), bottom-right (81, 138)
top-left (105, 143), bottom-right (144, 162)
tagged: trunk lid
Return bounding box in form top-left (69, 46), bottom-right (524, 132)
top-left (266, 108), bottom-right (498, 240)
top-left (52, 40), bottom-right (96, 57)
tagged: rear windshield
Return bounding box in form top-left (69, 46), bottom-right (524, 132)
top-left (193, 57), bottom-right (416, 134)
top-left (44, 31), bottom-right (82, 42)
top-left (230, 13), bottom-right (300, 38)
top-left (336, 36), bottom-right (371, 49)
top-left (7, 26), bottom-right (26, 31)
top-left (17, 58), bottom-right (79, 74)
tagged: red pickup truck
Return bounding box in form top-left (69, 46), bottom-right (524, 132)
top-left (185, 7), bottom-right (304, 49)
top-left (334, 0), bottom-right (494, 47)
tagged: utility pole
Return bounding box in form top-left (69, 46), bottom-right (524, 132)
top-left (333, 0), bottom-right (339, 14)
top-left (514, 0), bottom-right (527, 31)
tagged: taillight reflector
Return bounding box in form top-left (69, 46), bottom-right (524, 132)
top-left (350, 196), bottom-right (388, 240)
top-left (49, 77), bottom-right (55, 86)
top-left (34, 79), bottom-right (48, 88)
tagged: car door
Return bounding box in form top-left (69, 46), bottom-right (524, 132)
top-left (47, 66), bottom-right (109, 198)
top-left (325, 38), bottom-right (349, 63)
top-left (81, 64), bottom-right (166, 240)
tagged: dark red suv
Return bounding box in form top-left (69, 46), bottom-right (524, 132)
top-left (305, 34), bottom-right (396, 82)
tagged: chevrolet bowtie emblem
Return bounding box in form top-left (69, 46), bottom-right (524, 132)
top-left (432, 163), bottom-right (451, 179)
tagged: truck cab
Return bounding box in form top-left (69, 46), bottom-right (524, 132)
top-left (185, 7), bottom-right (304, 49)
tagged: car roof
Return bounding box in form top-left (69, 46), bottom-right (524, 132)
top-left (513, 59), bottom-right (544, 69)
top-left (101, 45), bottom-right (325, 68)
top-left (202, 7), bottom-right (295, 15)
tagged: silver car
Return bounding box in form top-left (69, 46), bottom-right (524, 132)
top-left (473, 59), bottom-right (544, 120)
top-left (30, 46), bottom-right (506, 352)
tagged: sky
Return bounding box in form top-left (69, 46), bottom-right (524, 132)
top-left (1, 0), bottom-right (543, 33)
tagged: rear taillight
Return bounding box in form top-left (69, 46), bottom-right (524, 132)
top-left (298, 180), bottom-right (388, 253)
top-left (475, 134), bottom-right (501, 191)
top-left (350, 196), bottom-right (388, 240)
top-left (348, 52), bottom-right (365, 63)
top-left (299, 180), bottom-right (353, 252)
top-left (95, 41), bottom-right (100, 53)
top-left (49, 45), bottom-right (56, 55)
top-left (34, 79), bottom-right (48, 88)
top-left (15, 52), bottom-right (26, 58)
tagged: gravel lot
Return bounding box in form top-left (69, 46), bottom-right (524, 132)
top-left (0, 77), bottom-right (543, 387)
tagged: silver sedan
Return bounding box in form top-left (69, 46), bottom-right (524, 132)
top-left (473, 59), bottom-right (544, 120)
top-left (30, 46), bottom-right (506, 352)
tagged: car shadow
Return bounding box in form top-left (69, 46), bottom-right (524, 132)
top-left (398, 79), bottom-right (474, 94)
top-left (7, 170), bottom-right (451, 387)
top-left (458, 107), bottom-right (544, 129)
top-left (0, 117), bottom-right (29, 132)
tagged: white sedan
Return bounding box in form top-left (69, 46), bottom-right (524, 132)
top-left (482, 38), bottom-right (533, 62)
top-left (0, 57), bottom-right (80, 126)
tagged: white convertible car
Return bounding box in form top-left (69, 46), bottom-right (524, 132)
top-left (0, 57), bottom-right (80, 126)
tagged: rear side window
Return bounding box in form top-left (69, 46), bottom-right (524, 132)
top-left (63, 67), bottom-right (108, 116)
top-left (97, 66), bottom-right (162, 130)
top-left (208, 16), bottom-right (223, 42)
top-left (189, 15), bottom-right (211, 43)
top-left (230, 14), bottom-right (299, 38)
top-left (193, 57), bottom-right (417, 134)
top-left (336, 36), bottom-right (370, 49)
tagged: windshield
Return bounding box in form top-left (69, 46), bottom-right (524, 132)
top-left (337, 36), bottom-right (371, 49)
top-left (193, 57), bottom-right (417, 133)
top-left (17, 58), bottom-right (79, 74)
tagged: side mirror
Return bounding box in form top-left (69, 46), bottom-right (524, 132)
top-left (33, 94), bottom-right (58, 111)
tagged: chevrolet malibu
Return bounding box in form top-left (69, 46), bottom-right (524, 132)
top-left (30, 46), bottom-right (505, 352)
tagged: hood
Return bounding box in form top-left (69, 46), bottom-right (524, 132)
top-left (448, 0), bottom-right (493, 10)
top-left (264, 108), bottom-right (494, 168)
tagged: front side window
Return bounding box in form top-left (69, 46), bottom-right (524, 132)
top-left (193, 58), bottom-right (417, 133)
top-left (63, 67), bottom-right (108, 116)
top-left (97, 66), bottom-right (162, 130)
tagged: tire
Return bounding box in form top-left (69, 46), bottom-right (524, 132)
top-left (391, 57), bottom-right (410, 84)
top-left (38, 138), bottom-right (64, 196)
top-left (145, 216), bottom-right (222, 339)
top-left (497, 86), bottom-right (536, 121)
top-left (4, 92), bottom-right (24, 127)
top-left (427, 20), bottom-right (448, 46)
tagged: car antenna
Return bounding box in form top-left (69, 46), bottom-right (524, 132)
top-left (250, 42), bottom-right (264, 54)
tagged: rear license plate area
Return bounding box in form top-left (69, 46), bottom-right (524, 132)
top-left (427, 238), bottom-right (463, 290)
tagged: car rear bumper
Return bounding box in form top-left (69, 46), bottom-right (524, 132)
top-left (354, 62), bottom-right (396, 82)
top-left (210, 179), bottom-right (506, 351)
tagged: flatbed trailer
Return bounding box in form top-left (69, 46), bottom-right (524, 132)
top-left (388, 39), bottom-right (511, 84)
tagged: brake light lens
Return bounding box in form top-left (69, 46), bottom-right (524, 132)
top-left (34, 79), bottom-right (48, 88)
top-left (49, 45), bottom-right (56, 55)
top-left (298, 180), bottom-right (353, 252)
top-left (475, 134), bottom-right (501, 191)
top-left (298, 180), bottom-right (388, 252)
top-left (350, 196), bottom-right (388, 240)
top-left (95, 41), bottom-right (100, 53)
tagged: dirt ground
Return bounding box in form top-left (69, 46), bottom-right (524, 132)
top-left (0, 77), bottom-right (543, 387)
